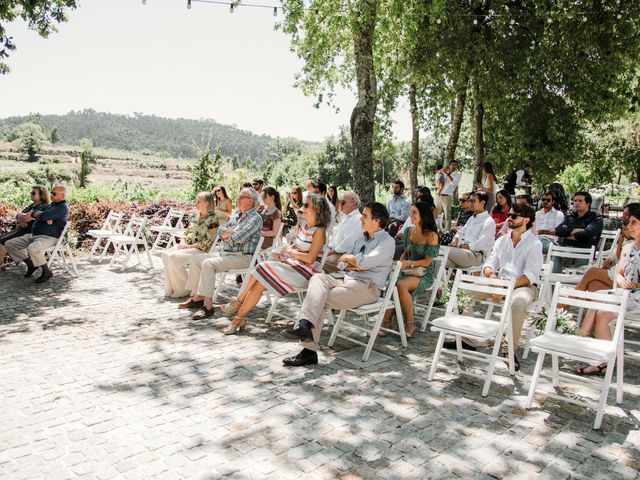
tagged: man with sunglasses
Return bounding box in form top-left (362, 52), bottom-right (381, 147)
top-left (534, 191), bottom-right (565, 254)
top-left (5, 185), bottom-right (68, 283)
top-left (445, 203), bottom-right (543, 370)
top-left (323, 192), bottom-right (362, 273)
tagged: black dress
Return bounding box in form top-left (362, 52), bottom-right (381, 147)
top-left (0, 203), bottom-right (47, 245)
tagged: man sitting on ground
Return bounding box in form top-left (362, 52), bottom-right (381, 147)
top-left (444, 203), bottom-right (543, 371)
top-left (5, 184), bottom-right (69, 283)
top-left (387, 180), bottom-right (411, 237)
top-left (445, 191), bottom-right (496, 270)
top-left (534, 191), bottom-right (565, 254)
top-left (180, 187), bottom-right (263, 319)
top-left (323, 192), bottom-right (363, 273)
top-left (283, 202), bottom-right (395, 367)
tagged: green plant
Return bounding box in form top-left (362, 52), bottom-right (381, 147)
top-left (16, 122), bottom-right (47, 162)
top-left (531, 308), bottom-right (578, 335)
top-left (78, 138), bottom-right (95, 188)
top-left (434, 281), bottom-right (473, 314)
top-left (557, 163), bottom-right (593, 195)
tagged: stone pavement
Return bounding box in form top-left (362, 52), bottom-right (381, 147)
top-left (1, 257), bottom-right (640, 480)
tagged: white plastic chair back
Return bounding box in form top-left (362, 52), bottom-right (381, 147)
top-left (595, 229), bottom-right (621, 267)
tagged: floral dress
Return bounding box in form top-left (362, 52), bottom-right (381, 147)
top-left (622, 242), bottom-right (640, 314)
top-left (184, 212), bottom-right (219, 252)
top-left (399, 230), bottom-right (440, 298)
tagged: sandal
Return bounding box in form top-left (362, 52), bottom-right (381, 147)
top-left (405, 322), bottom-right (416, 339)
top-left (223, 316), bottom-right (247, 335)
top-left (575, 363), bottom-right (607, 376)
top-left (220, 300), bottom-right (241, 315)
top-left (378, 319), bottom-right (392, 337)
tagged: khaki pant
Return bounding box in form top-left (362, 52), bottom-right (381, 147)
top-left (299, 274), bottom-right (380, 352)
top-left (162, 247), bottom-right (202, 298)
top-left (445, 248), bottom-right (484, 269)
top-left (438, 195), bottom-right (453, 230)
top-left (191, 252), bottom-right (251, 299)
top-left (465, 285), bottom-right (538, 351)
top-left (5, 234), bottom-right (58, 268)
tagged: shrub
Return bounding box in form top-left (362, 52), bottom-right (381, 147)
top-left (557, 163), bottom-right (592, 196)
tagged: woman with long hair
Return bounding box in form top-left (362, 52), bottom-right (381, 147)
top-left (212, 186), bottom-right (233, 225)
top-left (547, 182), bottom-right (569, 212)
top-left (491, 189), bottom-right (512, 234)
top-left (328, 185), bottom-right (340, 218)
top-left (260, 186), bottom-right (282, 250)
top-left (283, 186), bottom-right (303, 232)
top-left (380, 201), bottom-right (440, 338)
top-left (477, 162), bottom-right (496, 211)
top-left (219, 194), bottom-right (331, 335)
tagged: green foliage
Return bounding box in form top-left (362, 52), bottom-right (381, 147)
top-left (50, 127), bottom-right (59, 144)
top-left (532, 308), bottom-right (578, 335)
top-left (557, 163), bottom-right (593, 196)
top-left (78, 138), bottom-right (95, 188)
top-left (15, 122), bottom-right (46, 161)
top-left (190, 136), bottom-right (224, 196)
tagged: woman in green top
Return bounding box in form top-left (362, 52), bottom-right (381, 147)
top-left (162, 192), bottom-right (219, 298)
top-left (380, 201), bottom-right (440, 338)
top-left (213, 186), bottom-right (233, 226)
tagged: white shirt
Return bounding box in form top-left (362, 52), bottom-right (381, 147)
top-left (441, 170), bottom-right (461, 196)
top-left (534, 207), bottom-right (565, 242)
top-left (454, 211), bottom-right (496, 258)
top-left (327, 198), bottom-right (336, 230)
top-left (483, 229), bottom-right (543, 286)
top-left (329, 208), bottom-right (363, 253)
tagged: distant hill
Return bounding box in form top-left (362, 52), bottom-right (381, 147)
top-left (0, 109), bottom-right (278, 163)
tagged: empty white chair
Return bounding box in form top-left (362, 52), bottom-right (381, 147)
top-left (525, 284), bottom-right (629, 430)
top-left (417, 246), bottom-right (451, 332)
top-left (595, 229), bottom-right (621, 268)
top-left (211, 236), bottom-right (265, 303)
top-left (150, 209), bottom-right (185, 252)
top-left (107, 216), bottom-right (154, 270)
top-left (428, 270), bottom-right (517, 397)
top-left (87, 210), bottom-right (125, 259)
top-left (327, 261), bottom-right (404, 361)
top-left (547, 243), bottom-right (596, 276)
top-left (44, 223), bottom-right (79, 276)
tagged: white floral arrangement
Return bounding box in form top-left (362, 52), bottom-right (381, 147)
top-left (531, 308), bottom-right (578, 335)
top-left (435, 281), bottom-right (474, 314)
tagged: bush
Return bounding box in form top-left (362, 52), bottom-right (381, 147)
top-left (557, 163), bottom-right (592, 196)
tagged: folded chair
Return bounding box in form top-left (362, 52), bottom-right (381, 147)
top-left (211, 236), bottom-right (265, 303)
top-left (87, 210), bottom-right (125, 259)
top-left (107, 216), bottom-right (154, 270)
top-left (44, 223), bottom-right (79, 276)
top-left (416, 246), bottom-right (451, 332)
top-left (150, 208), bottom-right (185, 252)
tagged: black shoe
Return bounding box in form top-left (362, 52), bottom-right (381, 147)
top-left (502, 351), bottom-right (520, 372)
top-left (35, 265), bottom-right (53, 283)
top-left (192, 306), bottom-right (215, 320)
top-left (283, 349), bottom-right (318, 367)
top-left (443, 339), bottom-right (477, 351)
top-left (284, 319), bottom-right (314, 341)
top-left (23, 259), bottom-right (38, 278)
top-left (235, 274), bottom-right (243, 287)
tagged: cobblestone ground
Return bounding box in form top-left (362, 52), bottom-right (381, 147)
top-left (1, 256), bottom-right (640, 480)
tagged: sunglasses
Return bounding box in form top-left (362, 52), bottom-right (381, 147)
top-left (31, 191), bottom-right (37, 195)
top-left (507, 212), bottom-right (523, 219)
top-left (238, 195), bottom-right (252, 200)
top-left (50, 191), bottom-right (59, 196)
top-left (460, 198), bottom-right (469, 203)
top-left (542, 198), bottom-right (553, 203)
top-left (302, 203), bottom-right (310, 209)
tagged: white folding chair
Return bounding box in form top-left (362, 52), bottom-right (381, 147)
top-left (417, 246), bottom-right (451, 332)
top-left (595, 229), bottom-right (621, 268)
top-left (521, 263), bottom-right (553, 359)
top-left (327, 261), bottom-right (404, 362)
top-left (150, 209), bottom-right (185, 252)
top-left (611, 275), bottom-right (640, 350)
top-left (211, 236), bottom-right (265, 303)
top-left (44, 223), bottom-right (79, 276)
top-left (87, 210), bottom-right (124, 259)
top-left (107, 216), bottom-right (154, 270)
top-left (525, 284), bottom-right (629, 430)
top-left (546, 243), bottom-right (596, 276)
top-left (260, 222), bottom-right (285, 262)
top-left (428, 271), bottom-right (517, 397)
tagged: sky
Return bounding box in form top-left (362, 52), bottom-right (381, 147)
top-left (0, 0), bottom-right (411, 142)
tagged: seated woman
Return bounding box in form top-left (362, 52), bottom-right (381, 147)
top-left (0, 185), bottom-right (50, 265)
top-left (491, 189), bottom-right (512, 236)
top-left (219, 194), bottom-right (330, 335)
top-left (575, 203), bottom-right (640, 375)
top-left (162, 192), bottom-right (218, 298)
top-left (283, 186), bottom-right (303, 233)
top-left (259, 187), bottom-right (283, 250)
top-left (380, 201), bottom-right (440, 338)
top-left (212, 186), bottom-right (233, 226)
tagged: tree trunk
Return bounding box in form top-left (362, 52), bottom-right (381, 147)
top-left (444, 83), bottom-right (467, 168)
top-left (409, 83), bottom-right (420, 202)
top-left (471, 73), bottom-right (485, 186)
top-left (350, 0), bottom-right (378, 205)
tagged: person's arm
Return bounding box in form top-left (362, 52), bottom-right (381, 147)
top-left (552, 214), bottom-right (572, 238)
top-left (289, 228), bottom-right (325, 265)
top-left (520, 240), bottom-right (543, 287)
top-left (342, 236), bottom-right (394, 271)
top-left (227, 214), bottom-right (262, 246)
top-left (468, 218), bottom-right (496, 253)
top-left (572, 214), bottom-right (603, 243)
top-left (37, 203), bottom-right (68, 222)
top-left (399, 199), bottom-right (411, 222)
top-left (482, 236), bottom-right (501, 277)
top-left (402, 232), bottom-right (438, 269)
top-left (262, 212), bottom-right (282, 238)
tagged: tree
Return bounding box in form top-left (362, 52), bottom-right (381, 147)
top-left (78, 138), bottom-right (94, 188)
top-left (15, 122), bottom-right (46, 162)
top-left (0, 1), bottom-right (78, 74)
top-left (50, 126), bottom-right (59, 144)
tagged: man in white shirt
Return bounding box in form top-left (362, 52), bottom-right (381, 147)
top-left (446, 191), bottom-right (496, 269)
top-left (438, 160), bottom-right (462, 230)
top-left (324, 192), bottom-right (363, 273)
top-left (534, 191), bottom-right (565, 253)
top-left (445, 203), bottom-right (543, 370)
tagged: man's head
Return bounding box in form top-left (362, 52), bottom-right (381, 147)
top-left (435, 164), bottom-right (443, 172)
top-left (392, 180), bottom-right (405, 196)
top-left (340, 192), bottom-right (360, 215)
top-left (50, 184), bottom-right (67, 202)
top-left (507, 203), bottom-right (535, 232)
top-left (305, 179), bottom-right (317, 193)
top-left (316, 181), bottom-right (327, 196)
top-left (237, 187), bottom-right (259, 212)
top-left (516, 194), bottom-right (533, 207)
top-left (361, 202), bottom-right (389, 235)
top-left (252, 178), bottom-right (264, 192)
top-left (540, 191), bottom-right (555, 212)
top-left (460, 192), bottom-right (473, 211)
top-left (469, 191), bottom-right (488, 213)
top-left (573, 191), bottom-right (592, 215)
top-left (449, 160), bottom-right (459, 171)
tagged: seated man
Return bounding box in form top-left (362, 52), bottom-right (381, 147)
top-left (534, 191), bottom-right (565, 254)
top-left (323, 191), bottom-right (363, 273)
top-left (444, 203), bottom-right (543, 370)
top-left (180, 187), bottom-right (263, 319)
top-left (550, 191), bottom-right (603, 273)
top-left (5, 184), bottom-right (69, 283)
top-left (445, 191), bottom-right (496, 270)
top-left (387, 180), bottom-right (411, 237)
top-left (440, 191), bottom-right (473, 245)
top-left (283, 202), bottom-right (395, 367)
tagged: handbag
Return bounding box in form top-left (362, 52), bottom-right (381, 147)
top-left (403, 267), bottom-right (426, 277)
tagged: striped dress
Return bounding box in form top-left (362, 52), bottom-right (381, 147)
top-left (252, 225), bottom-right (322, 296)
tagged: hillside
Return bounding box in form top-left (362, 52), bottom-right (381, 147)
top-left (0, 109), bottom-right (278, 163)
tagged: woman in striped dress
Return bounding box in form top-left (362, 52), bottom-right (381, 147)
top-left (219, 194), bottom-right (332, 335)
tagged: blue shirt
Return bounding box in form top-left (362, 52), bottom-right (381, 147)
top-left (345, 229), bottom-right (396, 290)
top-left (32, 200), bottom-right (68, 238)
top-left (217, 208), bottom-right (263, 254)
top-left (387, 195), bottom-right (411, 222)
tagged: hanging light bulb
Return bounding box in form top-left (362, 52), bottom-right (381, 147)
top-left (273, 6), bottom-right (277, 16)
top-left (187, 0), bottom-right (191, 9)
top-left (436, 17), bottom-right (442, 24)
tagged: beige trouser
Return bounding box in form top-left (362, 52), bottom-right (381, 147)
top-left (162, 247), bottom-right (202, 298)
top-left (464, 285), bottom-right (538, 351)
top-left (322, 253), bottom-right (341, 274)
top-left (299, 274), bottom-right (380, 352)
top-left (5, 234), bottom-right (58, 268)
top-left (438, 195), bottom-right (453, 230)
top-left (445, 248), bottom-right (484, 269)
top-left (192, 252), bottom-right (251, 299)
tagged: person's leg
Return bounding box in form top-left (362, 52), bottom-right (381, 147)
top-left (26, 235), bottom-right (59, 267)
top-left (322, 253), bottom-right (340, 274)
top-left (0, 242), bottom-right (6, 264)
top-left (509, 286), bottom-right (537, 351)
top-left (551, 256), bottom-right (563, 274)
top-left (577, 310), bottom-right (614, 374)
top-left (396, 276), bottom-right (421, 337)
top-left (237, 283), bottom-right (266, 317)
top-left (237, 274), bottom-right (259, 303)
top-left (198, 254), bottom-right (251, 309)
top-left (445, 248), bottom-right (483, 269)
top-left (579, 309), bottom-right (596, 337)
top-left (442, 196), bottom-right (453, 231)
top-left (163, 247), bottom-right (200, 297)
top-left (187, 253), bottom-right (214, 299)
top-left (4, 234), bottom-right (33, 264)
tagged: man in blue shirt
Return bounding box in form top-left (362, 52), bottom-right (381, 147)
top-left (6, 185), bottom-right (69, 283)
top-left (387, 180), bottom-right (411, 237)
